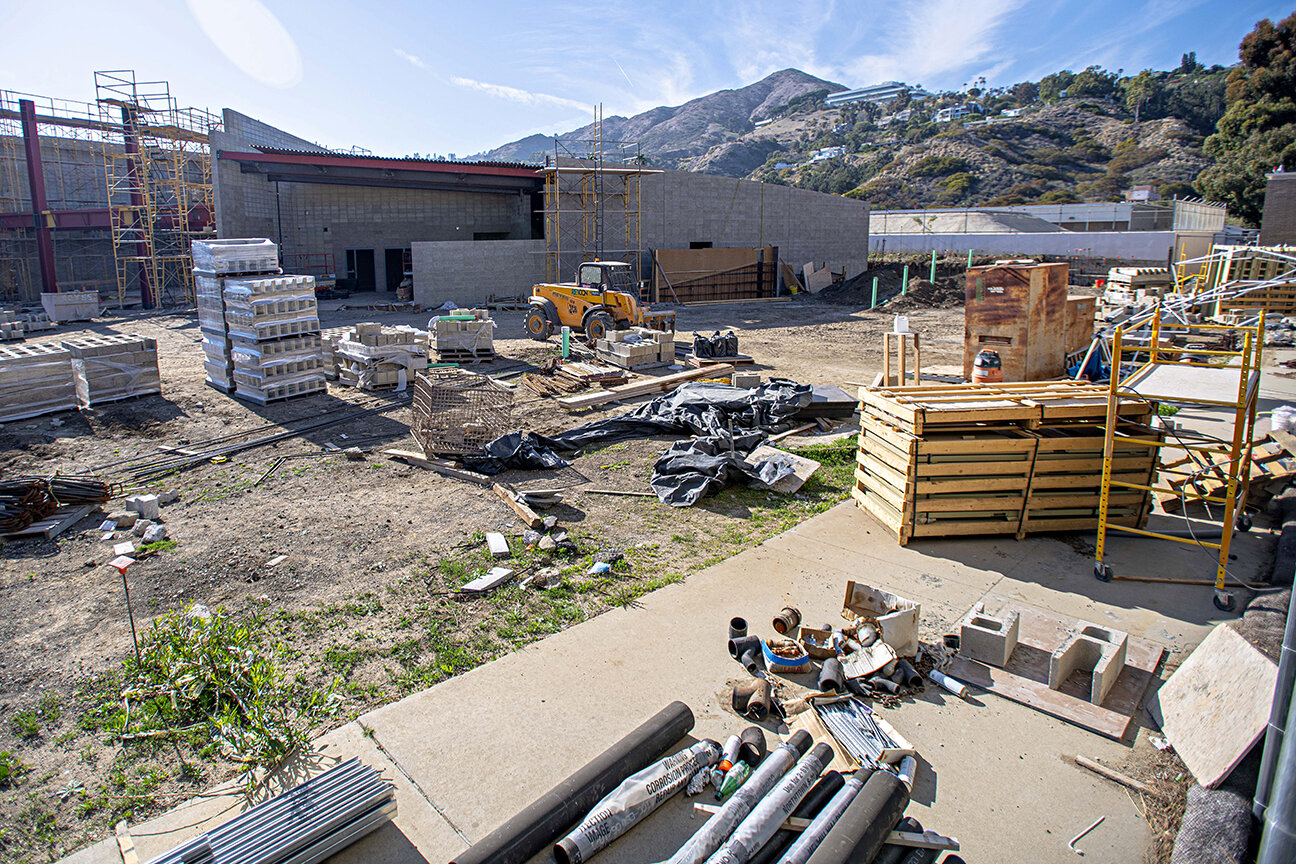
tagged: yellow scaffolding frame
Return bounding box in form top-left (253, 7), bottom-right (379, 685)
top-left (1094, 306), bottom-right (1264, 611)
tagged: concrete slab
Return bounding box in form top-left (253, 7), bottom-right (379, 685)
top-left (65, 722), bottom-right (462, 864)
top-left (359, 501), bottom-right (1176, 863)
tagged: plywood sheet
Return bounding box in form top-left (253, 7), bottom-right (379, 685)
top-left (946, 595), bottom-right (1164, 740)
top-left (748, 445), bottom-right (820, 494)
top-left (1154, 623), bottom-right (1277, 787)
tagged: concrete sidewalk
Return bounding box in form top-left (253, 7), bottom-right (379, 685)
top-left (66, 498), bottom-right (1273, 864)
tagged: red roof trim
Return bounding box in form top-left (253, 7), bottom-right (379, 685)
top-left (219, 150), bottom-right (542, 179)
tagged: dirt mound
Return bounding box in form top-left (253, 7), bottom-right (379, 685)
top-left (886, 278), bottom-right (965, 310)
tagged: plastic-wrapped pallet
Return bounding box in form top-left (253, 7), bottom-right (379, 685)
top-left (334, 323), bottom-right (428, 391)
top-left (62, 334), bottom-right (162, 408)
top-left (319, 326), bottom-right (353, 380)
top-left (223, 274), bottom-right (325, 404)
top-left (195, 272), bottom-right (235, 391)
top-left (432, 309), bottom-right (494, 361)
top-left (0, 342), bottom-right (77, 421)
top-left (192, 238), bottom-right (280, 275)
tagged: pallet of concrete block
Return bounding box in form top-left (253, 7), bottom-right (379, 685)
top-left (319, 326), bottom-right (352, 379)
top-left (230, 332), bottom-right (324, 388)
top-left (62, 334), bottom-right (162, 408)
top-left (194, 272), bottom-right (235, 391)
top-left (334, 323), bottom-right (428, 391)
top-left (432, 309), bottom-right (494, 362)
top-left (0, 342), bottom-right (77, 422)
top-left (40, 290), bottom-right (99, 323)
top-left (595, 327), bottom-right (675, 370)
top-left (222, 275), bottom-right (319, 341)
top-left (192, 238), bottom-right (280, 276)
top-left (20, 310), bottom-right (54, 334)
top-left (0, 310), bottom-right (24, 342)
top-left (858, 380), bottom-right (1151, 436)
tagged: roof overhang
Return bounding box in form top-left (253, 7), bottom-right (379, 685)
top-left (218, 150), bottom-right (544, 195)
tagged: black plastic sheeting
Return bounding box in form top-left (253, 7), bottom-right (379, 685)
top-left (464, 380), bottom-right (815, 506)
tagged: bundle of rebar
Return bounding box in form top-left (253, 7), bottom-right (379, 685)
top-left (145, 757), bottom-right (395, 864)
top-left (0, 475), bottom-right (112, 532)
top-left (815, 699), bottom-right (897, 768)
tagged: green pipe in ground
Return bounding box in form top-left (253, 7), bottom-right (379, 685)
top-left (871, 277), bottom-right (878, 308)
top-left (929, 250), bottom-right (937, 283)
top-left (901, 265), bottom-right (909, 295)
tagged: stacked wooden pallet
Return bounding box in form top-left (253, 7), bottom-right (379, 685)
top-left (1156, 436), bottom-right (1296, 513)
top-left (853, 381), bottom-right (1160, 545)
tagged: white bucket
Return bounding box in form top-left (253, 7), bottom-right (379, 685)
top-left (893, 314), bottom-right (909, 334)
top-left (1274, 405), bottom-right (1296, 433)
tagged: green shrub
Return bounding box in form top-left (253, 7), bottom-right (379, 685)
top-left (908, 155), bottom-right (972, 177)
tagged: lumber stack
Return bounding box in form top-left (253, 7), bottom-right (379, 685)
top-left (432, 309), bottom-right (494, 362)
top-left (223, 274), bottom-right (326, 404)
top-left (62, 333), bottom-right (161, 408)
top-left (853, 381), bottom-right (1160, 544)
top-left (558, 363), bottom-right (734, 411)
top-left (0, 342), bottom-right (77, 422)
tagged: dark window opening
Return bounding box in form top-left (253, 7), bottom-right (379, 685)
top-left (344, 248), bottom-right (376, 292)
top-left (473, 232), bottom-right (509, 241)
top-left (689, 241), bottom-right (713, 249)
top-left (383, 247), bottom-right (410, 292)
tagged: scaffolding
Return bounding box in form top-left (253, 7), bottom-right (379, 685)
top-left (1094, 307), bottom-right (1264, 611)
top-left (95, 70), bottom-right (219, 307)
top-left (541, 106), bottom-right (656, 288)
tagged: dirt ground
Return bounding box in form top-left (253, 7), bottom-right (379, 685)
top-left (0, 291), bottom-right (969, 861)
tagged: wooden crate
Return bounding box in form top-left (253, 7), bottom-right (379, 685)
top-left (857, 381), bottom-right (1152, 436)
top-left (1065, 295), bottom-right (1097, 354)
top-left (854, 414), bottom-right (1161, 545)
top-left (964, 262), bottom-right (1069, 381)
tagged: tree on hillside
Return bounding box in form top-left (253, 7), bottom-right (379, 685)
top-left (1070, 65), bottom-right (1119, 99)
top-left (1125, 69), bottom-right (1160, 122)
top-left (1012, 81), bottom-right (1040, 105)
top-left (1180, 51), bottom-right (1202, 74)
top-left (1039, 71), bottom-right (1075, 102)
top-left (1197, 11), bottom-right (1296, 225)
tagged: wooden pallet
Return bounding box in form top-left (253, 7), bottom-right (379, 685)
top-left (858, 381), bottom-right (1152, 436)
top-left (1, 504), bottom-right (96, 541)
top-left (853, 414), bottom-right (1160, 544)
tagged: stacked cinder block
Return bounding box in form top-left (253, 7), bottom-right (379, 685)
top-left (61, 334), bottom-right (162, 408)
top-left (21, 311), bottom-right (54, 333)
top-left (0, 310), bottom-right (25, 342)
top-left (595, 327), bottom-right (674, 370)
top-left (223, 274), bottom-right (325, 404)
top-left (319, 326), bottom-right (353, 379)
top-left (432, 309), bottom-right (494, 361)
top-left (192, 238), bottom-right (283, 393)
top-left (0, 342), bottom-right (77, 422)
top-left (333, 322), bottom-right (428, 391)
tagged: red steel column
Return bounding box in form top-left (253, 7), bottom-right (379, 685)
top-left (18, 99), bottom-right (57, 294)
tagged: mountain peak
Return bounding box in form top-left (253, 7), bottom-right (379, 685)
top-left (477, 68), bottom-right (845, 166)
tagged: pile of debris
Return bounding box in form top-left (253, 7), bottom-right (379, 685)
top-left (0, 476), bottom-right (112, 533)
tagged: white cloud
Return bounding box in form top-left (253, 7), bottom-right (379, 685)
top-left (450, 76), bottom-right (593, 114)
top-left (187, 0), bottom-right (302, 88)
top-left (394, 49), bottom-right (427, 69)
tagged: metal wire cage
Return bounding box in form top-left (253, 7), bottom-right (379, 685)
top-left (411, 370), bottom-right (513, 458)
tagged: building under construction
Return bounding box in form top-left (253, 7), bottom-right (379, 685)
top-left (1, 74), bottom-right (870, 310)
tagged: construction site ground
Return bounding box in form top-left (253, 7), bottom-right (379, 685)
top-left (0, 290), bottom-right (1281, 863)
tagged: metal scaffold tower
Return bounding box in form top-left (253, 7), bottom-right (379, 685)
top-left (95, 70), bottom-right (219, 307)
top-left (541, 105), bottom-right (655, 287)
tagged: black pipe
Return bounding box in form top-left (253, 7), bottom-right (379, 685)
top-left (819, 658), bottom-right (846, 693)
top-left (450, 701), bottom-right (694, 864)
top-left (1256, 587), bottom-right (1296, 820)
top-left (747, 771), bottom-right (846, 864)
top-left (730, 634), bottom-right (762, 659)
top-left (730, 617), bottom-right (749, 640)
top-left (868, 676), bottom-right (900, 694)
top-left (940, 857), bottom-right (966, 864)
top-left (739, 726), bottom-right (767, 766)
top-left (894, 659), bottom-right (922, 688)
top-left (898, 846), bottom-right (938, 864)
top-left (871, 817), bottom-right (923, 864)
top-left (739, 647), bottom-right (764, 674)
top-left (733, 678), bottom-right (771, 720)
top-left (845, 678), bottom-right (873, 699)
top-left (802, 769), bottom-right (909, 864)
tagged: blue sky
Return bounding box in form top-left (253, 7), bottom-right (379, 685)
top-left (0, 0), bottom-right (1289, 157)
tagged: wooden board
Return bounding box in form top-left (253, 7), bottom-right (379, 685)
top-left (1154, 623), bottom-right (1278, 787)
top-left (945, 596), bottom-right (1164, 740)
top-left (1, 504), bottom-right (95, 541)
top-left (558, 364), bottom-right (734, 411)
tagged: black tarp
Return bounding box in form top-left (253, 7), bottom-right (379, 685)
top-left (464, 379), bottom-right (815, 505)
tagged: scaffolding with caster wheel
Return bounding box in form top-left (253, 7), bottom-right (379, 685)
top-left (1094, 307), bottom-right (1264, 612)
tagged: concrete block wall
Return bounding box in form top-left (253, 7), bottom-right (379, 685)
top-left (282, 185), bottom-right (530, 291)
top-left (211, 109), bottom-right (327, 240)
top-left (1261, 174), bottom-right (1296, 245)
top-left (412, 239), bottom-right (545, 307)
